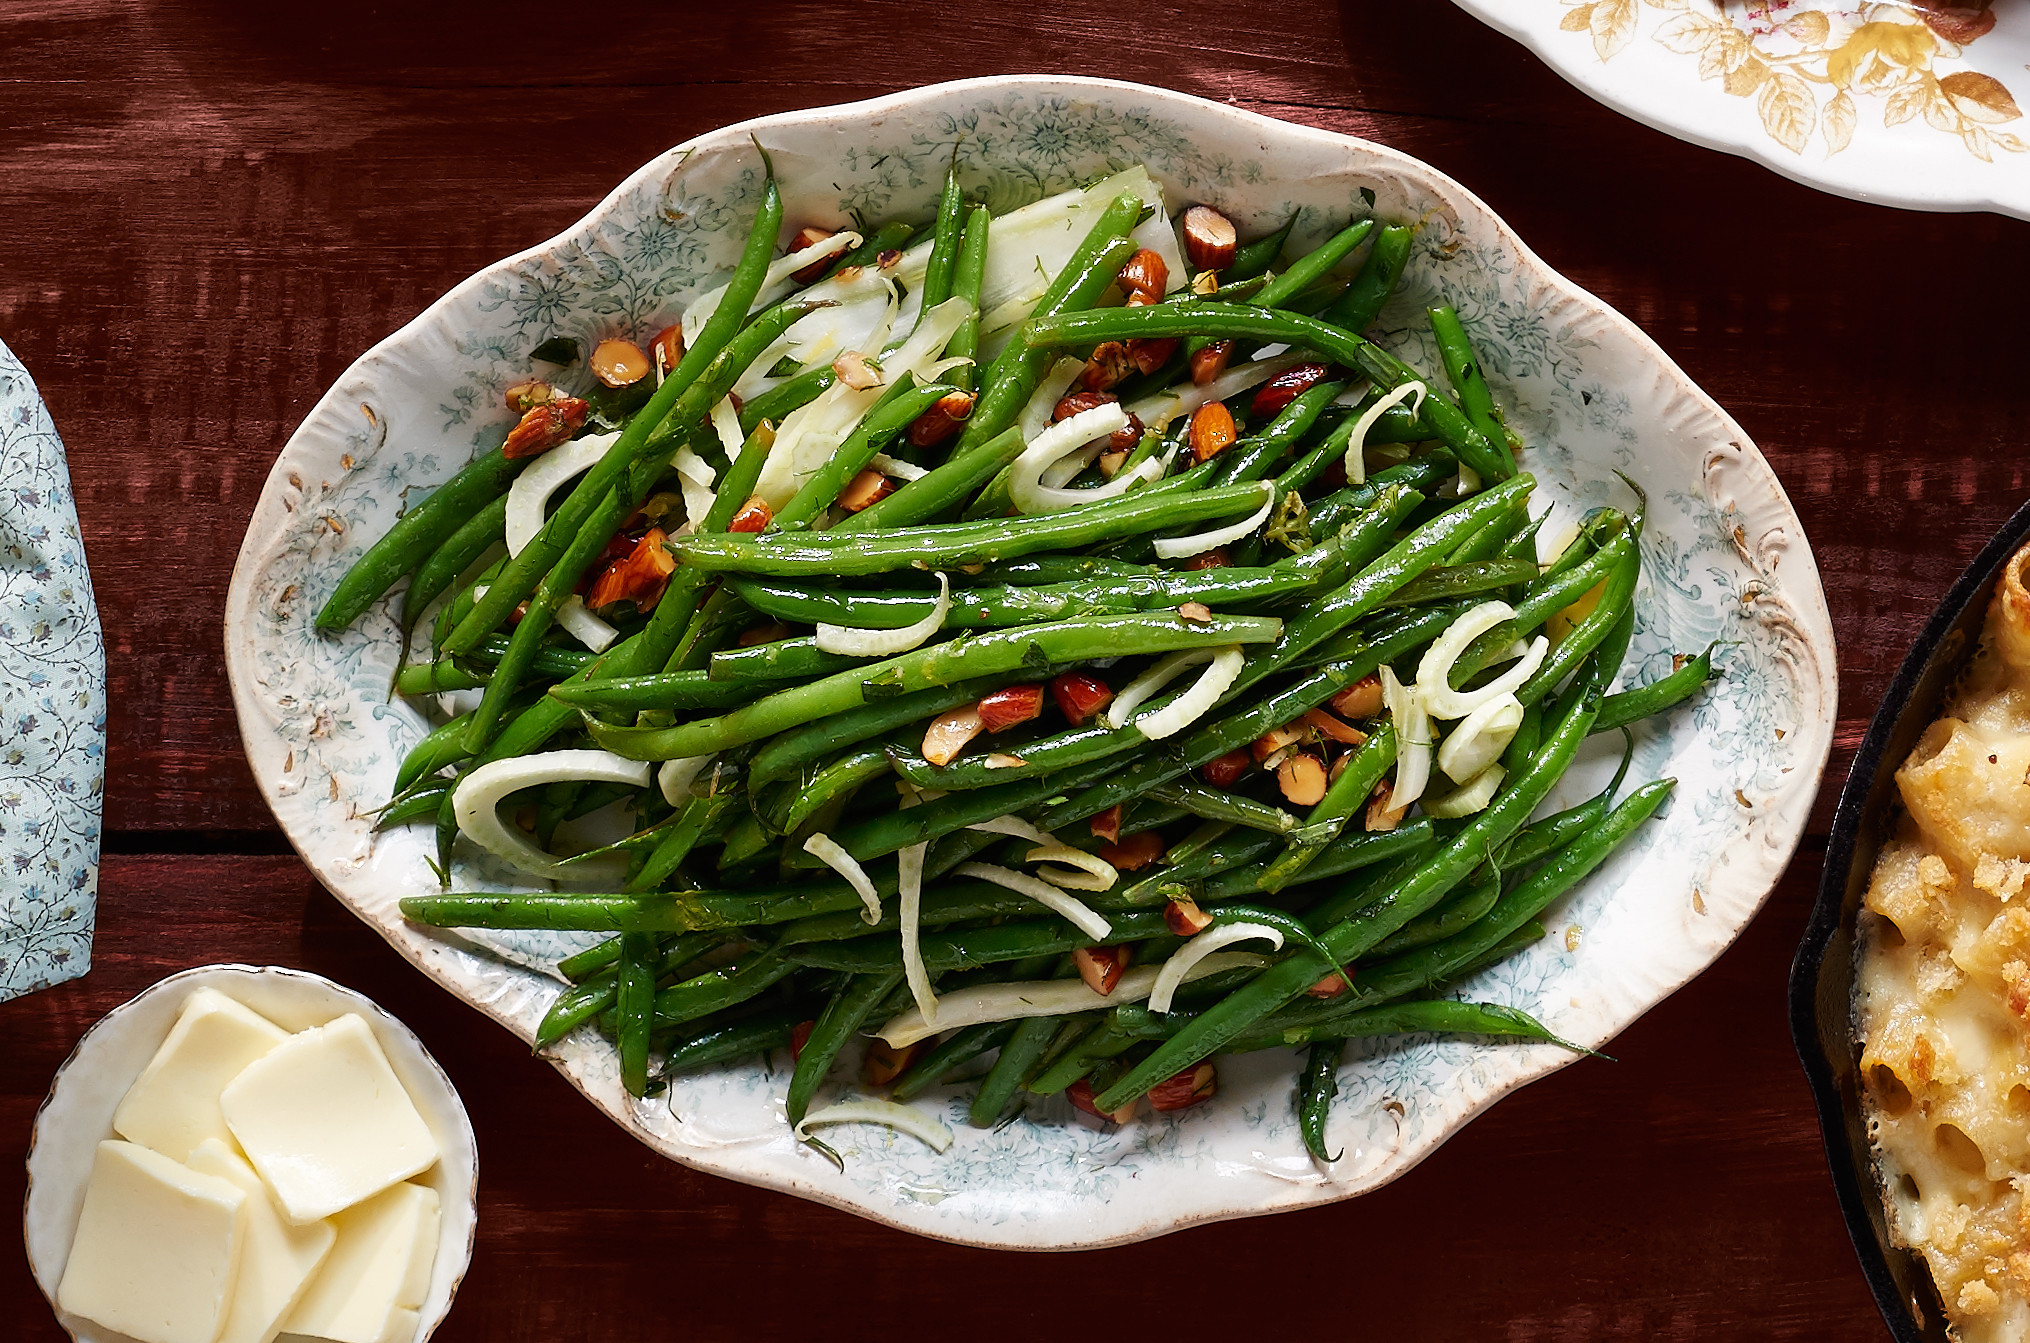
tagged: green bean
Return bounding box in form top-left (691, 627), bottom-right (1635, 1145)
top-left (948, 194), bottom-right (1144, 459)
top-left (583, 612), bottom-right (1281, 760)
top-left (401, 494), bottom-right (507, 632)
top-left (971, 999), bottom-right (1068, 1126)
top-left (775, 380), bottom-right (958, 531)
top-left (433, 555), bottom-right (505, 651)
top-left (1514, 544), bottom-right (1639, 705)
top-left (1145, 779), bottom-right (1299, 834)
top-left (1023, 305), bottom-right (1511, 485)
top-left (801, 753), bottom-right (1123, 865)
top-left (1093, 667), bottom-right (1604, 1110)
top-left (1200, 819), bottom-right (1434, 900)
top-left (1256, 723), bottom-right (1398, 892)
top-left (943, 205), bottom-right (992, 397)
top-left (1594, 644), bottom-right (1715, 733)
top-left (787, 969), bottom-right (901, 1126)
top-left (734, 364), bottom-right (835, 431)
top-left (444, 171), bottom-right (788, 656)
top-left (672, 479), bottom-right (1277, 578)
top-left (705, 638), bottom-right (867, 685)
top-left (774, 746), bottom-right (893, 836)
top-left (892, 1022), bottom-right (1015, 1100)
top-left (786, 912), bottom-right (1168, 975)
top-left (401, 870), bottom-right (895, 933)
top-left (1320, 222), bottom-right (1413, 334)
top-left (317, 447), bottom-right (527, 631)
top-left (1367, 870), bottom-right (1501, 957)
top-left (887, 716), bottom-right (1148, 791)
top-left (727, 562), bottom-right (1315, 631)
top-left (1210, 381), bottom-right (1347, 488)
top-left (1255, 219), bottom-right (1374, 311)
top-left (1429, 305), bottom-right (1509, 451)
top-left (833, 427), bottom-right (1023, 532)
top-left (1026, 1022), bottom-right (1136, 1096)
top-left (918, 161), bottom-right (967, 316)
top-left (629, 792), bottom-right (737, 894)
top-left (1225, 212), bottom-right (1297, 283)
top-left (776, 882), bottom-right (1051, 945)
top-left (652, 949), bottom-right (796, 1031)
top-left (1243, 999), bottom-right (1575, 1053)
top-left (659, 1004), bottom-right (808, 1079)
top-left (1107, 828), bottom-right (1283, 909)
top-left (542, 668), bottom-right (755, 715)
top-left (394, 713), bottom-right (479, 796)
top-left (616, 932), bottom-right (657, 1095)
top-left (747, 673), bottom-right (1014, 785)
top-left (1374, 559), bottom-right (1538, 610)
top-left (1304, 455), bottom-right (1458, 537)
top-left (1299, 1040), bottom-right (1342, 1161)
top-left (374, 786), bottom-right (451, 832)
top-left (535, 931), bottom-right (723, 1047)
top-left (1450, 532), bottom-right (1634, 687)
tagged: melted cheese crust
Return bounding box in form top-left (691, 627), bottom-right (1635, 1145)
top-left (1861, 545), bottom-right (2030, 1341)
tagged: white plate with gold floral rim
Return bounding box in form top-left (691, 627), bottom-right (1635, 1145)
top-left (1455, 1), bottom-right (2028, 220)
top-left (224, 75), bottom-right (1837, 1250)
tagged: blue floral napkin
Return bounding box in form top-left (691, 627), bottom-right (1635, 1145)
top-left (0, 337), bottom-right (104, 1002)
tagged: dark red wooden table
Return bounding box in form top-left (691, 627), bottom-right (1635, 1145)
top-left (7, 2), bottom-right (2026, 1337)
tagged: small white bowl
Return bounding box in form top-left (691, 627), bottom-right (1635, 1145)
top-left (22, 964), bottom-right (478, 1343)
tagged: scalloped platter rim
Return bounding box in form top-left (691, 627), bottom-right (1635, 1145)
top-left (1452, 0), bottom-right (2030, 221)
top-left (224, 74), bottom-right (1837, 1250)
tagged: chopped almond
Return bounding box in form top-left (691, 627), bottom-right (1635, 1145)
top-left (977, 684), bottom-right (1045, 733)
top-left (1189, 401), bottom-right (1238, 462)
top-left (1181, 549), bottom-right (1231, 572)
top-left (1365, 781), bottom-right (1406, 832)
top-left (789, 1019), bottom-right (816, 1060)
top-left (585, 527), bottom-right (677, 613)
top-left (1303, 707), bottom-right (1367, 746)
top-left (789, 226), bottom-right (837, 283)
top-left (1127, 336), bottom-right (1179, 376)
top-left (832, 350), bottom-right (882, 390)
top-left (1118, 248), bottom-right (1169, 303)
top-left (504, 379), bottom-right (557, 413)
top-left (1306, 972), bottom-right (1350, 999)
top-left (1177, 602), bottom-right (1213, 624)
top-left (876, 248), bottom-right (902, 270)
top-left (1099, 832), bottom-right (1164, 872)
top-left (591, 338), bottom-right (652, 388)
top-left (1190, 340), bottom-right (1234, 387)
top-left (862, 1038), bottom-right (920, 1087)
top-left (1068, 1079), bottom-right (1139, 1125)
top-left (1080, 341), bottom-right (1134, 391)
top-left (1201, 748), bottom-right (1251, 788)
top-left (649, 325), bottom-right (684, 377)
top-left (1190, 270), bottom-right (1219, 296)
top-left (1073, 945), bottom-right (1132, 996)
top-left (1054, 390), bottom-right (1117, 421)
top-left (1165, 898), bottom-right (1214, 936)
top-left (1097, 451), bottom-right (1128, 478)
top-left (1252, 723), bottom-right (1308, 763)
top-left (907, 390), bottom-right (975, 448)
top-left (836, 469), bottom-right (894, 513)
top-left (1147, 1062), bottom-right (1218, 1112)
top-left (502, 398), bottom-right (590, 459)
top-left (1181, 205), bottom-right (1239, 272)
top-left (1090, 804), bottom-right (1124, 844)
top-left (1278, 753), bottom-right (1329, 806)
top-left (1050, 672), bottom-right (1114, 726)
top-left (922, 706), bottom-right (986, 766)
top-left (1331, 673), bottom-right (1386, 721)
top-left (1252, 363), bottom-right (1329, 418)
top-left (728, 495), bottom-right (773, 534)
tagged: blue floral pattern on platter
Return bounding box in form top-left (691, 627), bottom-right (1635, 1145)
top-left (0, 338), bottom-right (106, 1003)
top-left (223, 77), bottom-right (1837, 1249)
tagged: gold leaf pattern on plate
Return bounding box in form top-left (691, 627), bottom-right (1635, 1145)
top-left (1546, 0), bottom-right (2023, 161)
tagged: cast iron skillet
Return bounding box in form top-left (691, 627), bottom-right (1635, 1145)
top-left (1792, 495), bottom-right (2030, 1342)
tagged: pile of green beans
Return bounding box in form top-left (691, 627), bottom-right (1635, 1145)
top-left (316, 151), bottom-right (1711, 1152)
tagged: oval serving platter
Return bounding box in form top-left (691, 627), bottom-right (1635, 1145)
top-left (225, 75), bottom-right (1837, 1249)
top-left (1453, 0), bottom-right (2030, 221)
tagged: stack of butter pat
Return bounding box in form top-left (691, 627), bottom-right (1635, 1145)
top-left (56, 988), bottom-right (444, 1343)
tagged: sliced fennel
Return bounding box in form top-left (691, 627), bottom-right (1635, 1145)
top-left (1436, 693), bottom-right (1523, 783)
top-left (1344, 381), bottom-right (1427, 485)
top-left (1148, 923), bottom-right (1285, 1014)
top-left (452, 749), bottom-right (650, 880)
top-left (803, 834), bottom-right (882, 924)
top-left (1152, 481), bottom-right (1276, 560)
top-left (816, 572), bottom-right (949, 656)
top-left (794, 1099), bottom-right (953, 1154)
top-left (952, 862), bottom-right (1111, 941)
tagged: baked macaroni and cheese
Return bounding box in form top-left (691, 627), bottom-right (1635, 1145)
top-left (1861, 542), bottom-right (2030, 1341)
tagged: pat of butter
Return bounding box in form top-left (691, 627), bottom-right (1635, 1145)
top-left (220, 1013), bottom-right (438, 1223)
top-left (187, 1139), bottom-right (336, 1343)
top-left (56, 1140), bottom-right (248, 1343)
top-left (281, 1181), bottom-right (439, 1343)
top-left (113, 986), bottom-right (291, 1162)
